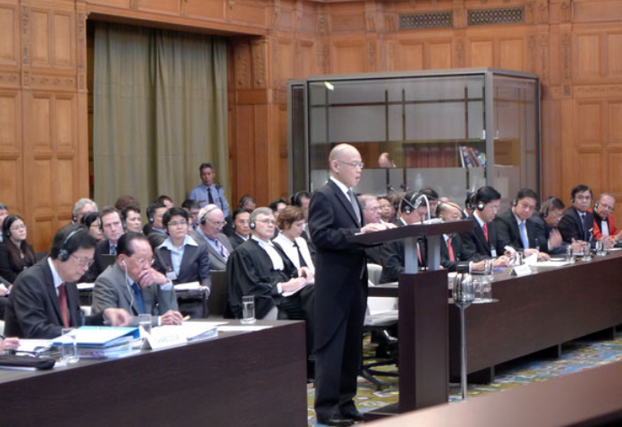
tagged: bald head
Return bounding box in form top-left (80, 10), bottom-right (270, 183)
top-left (329, 144), bottom-right (363, 188)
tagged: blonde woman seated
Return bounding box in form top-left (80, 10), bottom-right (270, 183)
top-left (273, 206), bottom-right (315, 277)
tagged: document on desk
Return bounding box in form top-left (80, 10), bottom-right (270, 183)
top-left (532, 260), bottom-right (571, 269)
top-left (52, 326), bottom-right (141, 348)
top-left (16, 339), bottom-right (53, 356)
top-left (282, 281), bottom-right (314, 298)
top-left (174, 282), bottom-right (203, 291)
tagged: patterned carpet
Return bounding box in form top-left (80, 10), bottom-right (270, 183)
top-left (306, 330), bottom-right (622, 426)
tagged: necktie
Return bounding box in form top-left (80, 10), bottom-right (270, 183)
top-left (417, 243), bottom-right (423, 264)
top-left (348, 189), bottom-right (361, 225)
top-left (293, 241), bottom-right (307, 268)
top-left (131, 283), bottom-right (146, 314)
top-left (58, 283), bottom-right (70, 328)
top-left (207, 186), bottom-right (214, 204)
top-left (581, 213), bottom-right (590, 241)
top-left (109, 244), bottom-right (117, 256)
top-left (482, 223), bottom-right (489, 243)
top-left (519, 221), bottom-right (529, 249)
top-left (215, 238), bottom-right (229, 259)
top-left (447, 236), bottom-right (455, 262)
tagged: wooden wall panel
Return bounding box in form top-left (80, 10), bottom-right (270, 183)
top-left (499, 39), bottom-right (524, 71)
top-left (607, 33), bottom-right (622, 77)
top-left (333, 41), bottom-right (367, 74)
top-left (469, 40), bottom-right (494, 67)
top-left (429, 42), bottom-right (452, 69)
top-left (183, 0), bottom-right (225, 20)
top-left (0, 4), bottom-right (18, 65)
top-left (575, 33), bottom-right (601, 80)
top-left (0, 92), bottom-right (18, 149)
top-left (607, 152), bottom-right (622, 195)
top-left (609, 101), bottom-right (622, 144)
top-left (576, 102), bottom-right (602, 144)
top-left (394, 42), bottom-right (423, 71)
top-left (54, 13), bottom-right (73, 67)
top-left (30, 10), bottom-right (50, 66)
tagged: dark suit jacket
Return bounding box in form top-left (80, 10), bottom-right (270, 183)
top-left (494, 209), bottom-right (540, 251)
top-left (4, 257), bottom-right (105, 338)
top-left (0, 242), bottom-right (35, 284)
top-left (460, 215), bottom-right (503, 261)
top-left (558, 207), bottom-right (594, 243)
top-left (308, 179), bottom-right (367, 352)
top-left (228, 233), bottom-right (247, 250)
top-left (440, 234), bottom-right (469, 272)
top-left (153, 239), bottom-right (212, 290)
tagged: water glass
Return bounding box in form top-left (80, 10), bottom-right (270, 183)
top-left (565, 245), bottom-right (575, 263)
top-left (596, 239), bottom-right (607, 257)
top-left (241, 295), bottom-right (256, 324)
top-left (61, 328), bottom-right (79, 364)
top-left (484, 258), bottom-right (494, 281)
top-left (138, 313), bottom-right (152, 336)
top-left (514, 251), bottom-right (524, 266)
top-left (581, 242), bottom-right (592, 262)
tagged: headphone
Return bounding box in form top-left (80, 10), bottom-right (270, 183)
top-left (476, 201), bottom-right (485, 211)
top-left (72, 215), bottom-right (77, 223)
top-left (148, 215), bottom-right (155, 224)
top-left (200, 206), bottom-right (220, 225)
top-left (474, 188), bottom-right (486, 211)
top-left (402, 193), bottom-right (419, 215)
top-left (249, 221), bottom-right (256, 230)
top-left (58, 228), bottom-right (83, 262)
top-left (512, 198), bottom-right (518, 207)
top-left (541, 196), bottom-right (555, 218)
top-left (291, 191), bottom-right (310, 207)
top-left (594, 201), bottom-right (600, 210)
top-left (3, 215), bottom-right (19, 239)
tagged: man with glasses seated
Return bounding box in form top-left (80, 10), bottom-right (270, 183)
top-left (226, 207), bottom-right (313, 322)
top-left (92, 232), bottom-right (183, 326)
top-left (191, 204), bottom-right (233, 271)
top-left (4, 224), bottom-right (131, 338)
top-left (558, 184), bottom-right (595, 245)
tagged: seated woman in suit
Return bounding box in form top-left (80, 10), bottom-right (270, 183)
top-left (153, 207), bottom-right (211, 317)
top-left (81, 211), bottom-right (104, 242)
top-left (272, 206), bottom-right (315, 276)
top-left (0, 215), bottom-right (36, 284)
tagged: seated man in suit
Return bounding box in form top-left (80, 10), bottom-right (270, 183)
top-left (228, 208), bottom-right (251, 250)
top-left (85, 206), bottom-right (126, 281)
top-left (460, 186), bottom-right (510, 267)
top-left (358, 194), bottom-right (384, 265)
top-left (558, 184), bottom-right (594, 245)
top-left (495, 188), bottom-right (550, 260)
top-left (531, 197), bottom-right (571, 255)
top-left (153, 207), bottom-right (211, 317)
top-left (591, 193), bottom-right (622, 247)
top-left (92, 232), bottom-right (183, 326)
top-left (379, 191), bottom-right (426, 283)
top-left (191, 204), bottom-right (233, 271)
top-left (436, 200), bottom-right (470, 271)
top-left (4, 224), bottom-right (130, 338)
top-left (226, 207), bottom-right (313, 321)
top-left (378, 196), bottom-right (396, 224)
top-left (143, 202), bottom-right (168, 237)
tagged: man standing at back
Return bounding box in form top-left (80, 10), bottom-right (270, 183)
top-left (309, 143), bottom-right (385, 426)
top-left (188, 163), bottom-right (229, 216)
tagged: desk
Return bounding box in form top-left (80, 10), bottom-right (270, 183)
top-left (0, 320), bottom-right (307, 427)
top-left (367, 360), bottom-right (622, 427)
top-left (449, 251), bottom-right (622, 382)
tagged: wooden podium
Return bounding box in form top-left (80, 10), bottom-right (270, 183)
top-left (348, 220), bottom-right (473, 420)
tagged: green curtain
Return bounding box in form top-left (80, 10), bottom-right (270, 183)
top-left (93, 22), bottom-right (228, 211)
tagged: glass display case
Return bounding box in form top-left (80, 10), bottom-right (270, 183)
top-left (287, 68), bottom-right (540, 206)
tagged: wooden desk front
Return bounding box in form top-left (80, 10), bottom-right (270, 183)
top-left (1, 320), bottom-right (307, 427)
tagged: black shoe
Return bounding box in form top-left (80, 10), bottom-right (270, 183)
top-left (341, 409), bottom-right (364, 422)
top-left (317, 414), bottom-right (354, 426)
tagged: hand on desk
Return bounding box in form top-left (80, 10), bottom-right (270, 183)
top-left (0, 337), bottom-right (19, 352)
top-left (494, 256), bottom-right (510, 268)
top-left (103, 308), bottom-right (132, 327)
top-left (161, 310), bottom-right (184, 325)
top-left (361, 223), bottom-right (388, 234)
top-left (549, 229), bottom-right (563, 249)
top-left (281, 277), bottom-right (307, 293)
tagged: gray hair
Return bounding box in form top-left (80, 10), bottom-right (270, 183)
top-left (250, 207), bottom-right (274, 225)
top-left (72, 198), bottom-right (99, 217)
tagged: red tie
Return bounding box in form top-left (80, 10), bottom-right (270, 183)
top-left (447, 236), bottom-right (455, 262)
top-left (417, 244), bottom-right (423, 264)
top-left (482, 223), bottom-right (489, 243)
top-left (58, 283), bottom-right (70, 328)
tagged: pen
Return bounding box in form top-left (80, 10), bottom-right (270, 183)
top-left (183, 315), bottom-right (191, 321)
top-left (0, 334), bottom-right (6, 339)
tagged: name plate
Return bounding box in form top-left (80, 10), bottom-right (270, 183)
top-left (145, 326), bottom-right (188, 350)
top-left (510, 264), bottom-right (532, 277)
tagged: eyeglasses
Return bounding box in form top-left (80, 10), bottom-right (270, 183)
top-left (10, 224), bottom-right (26, 231)
top-left (168, 221), bottom-right (188, 228)
top-left (338, 160), bottom-right (364, 170)
top-left (128, 256), bottom-right (154, 267)
top-left (70, 254), bottom-right (94, 267)
top-left (256, 219), bottom-right (277, 225)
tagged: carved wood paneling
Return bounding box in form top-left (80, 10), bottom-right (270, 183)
top-left (0, 4), bottom-right (18, 65)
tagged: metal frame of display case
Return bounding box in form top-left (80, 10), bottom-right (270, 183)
top-left (287, 68), bottom-right (541, 205)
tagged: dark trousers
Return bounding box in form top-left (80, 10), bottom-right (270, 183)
top-left (278, 285), bottom-right (315, 362)
top-left (314, 291), bottom-right (366, 420)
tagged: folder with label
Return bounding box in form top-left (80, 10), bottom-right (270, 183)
top-left (52, 326), bottom-right (141, 348)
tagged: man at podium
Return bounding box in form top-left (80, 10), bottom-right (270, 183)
top-left (309, 143), bottom-right (386, 426)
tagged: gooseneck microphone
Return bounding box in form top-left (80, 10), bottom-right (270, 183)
top-left (387, 185), bottom-right (416, 212)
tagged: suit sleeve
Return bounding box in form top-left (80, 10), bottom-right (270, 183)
top-left (308, 191), bottom-right (359, 251)
top-left (92, 273), bottom-right (122, 316)
top-left (12, 276), bottom-right (62, 339)
top-left (379, 241), bottom-right (404, 283)
top-left (0, 244), bottom-right (17, 284)
top-left (197, 245), bottom-right (212, 289)
top-left (495, 217), bottom-right (518, 251)
top-left (558, 214), bottom-right (580, 243)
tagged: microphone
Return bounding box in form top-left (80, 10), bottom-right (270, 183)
top-left (400, 184), bottom-right (410, 192)
top-left (387, 185), bottom-right (416, 212)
